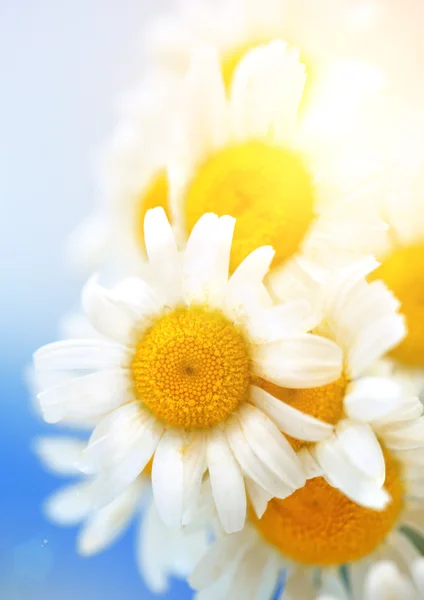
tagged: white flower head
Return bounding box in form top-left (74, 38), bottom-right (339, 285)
top-left (35, 208), bottom-right (344, 533)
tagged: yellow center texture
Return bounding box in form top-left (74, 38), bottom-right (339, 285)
top-left (135, 171), bottom-right (170, 253)
top-left (131, 307), bottom-right (251, 429)
top-left (184, 141), bottom-right (315, 272)
top-left (372, 243), bottom-right (424, 367)
top-left (256, 377), bottom-right (347, 450)
top-left (254, 451), bottom-right (404, 566)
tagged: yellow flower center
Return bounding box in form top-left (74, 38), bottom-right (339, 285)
top-left (254, 451), bottom-right (404, 566)
top-left (255, 377), bottom-right (347, 450)
top-left (131, 307), bottom-right (251, 429)
top-left (135, 171), bottom-right (170, 253)
top-left (184, 141), bottom-right (315, 272)
top-left (372, 243), bottom-right (424, 367)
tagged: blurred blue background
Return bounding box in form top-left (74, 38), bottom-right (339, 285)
top-left (0, 1), bottom-right (191, 598)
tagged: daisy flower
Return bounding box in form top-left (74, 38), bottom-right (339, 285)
top-left (34, 208), bottom-right (344, 533)
top-left (168, 40), bottom-right (387, 285)
top-left (318, 559), bottom-right (424, 600)
top-left (71, 34), bottom-right (385, 278)
top-left (34, 435), bottom-right (207, 594)
top-left (189, 390), bottom-right (424, 599)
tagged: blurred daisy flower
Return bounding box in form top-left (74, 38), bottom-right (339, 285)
top-left (34, 436), bottom-right (207, 594)
top-left (71, 38), bottom-right (386, 281)
top-left (35, 209), bottom-right (349, 533)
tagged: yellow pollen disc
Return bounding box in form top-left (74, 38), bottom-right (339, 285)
top-left (131, 307), bottom-right (251, 429)
top-left (254, 451), bottom-right (404, 566)
top-left (372, 243), bottom-right (424, 367)
top-left (135, 170), bottom-right (170, 253)
top-left (255, 377), bottom-right (347, 450)
top-left (184, 141), bottom-right (315, 272)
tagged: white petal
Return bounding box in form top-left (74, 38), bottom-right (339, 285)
top-left (250, 385), bottom-right (334, 441)
top-left (77, 483), bottom-right (140, 556)
top-left (44, 481), bottom-right (94, 525)
top-left (182, 213), bottom-right (221, 304)
top-left (33, 339), bottom-right (130, 372)
top-left (298, 447), bottom-right (324, 479)
top-left (152, 429), bottom-right (185, 528)
top-left (344, 377), bottom-right (406, 422)
top-left (238, 403), bottom-right (305, 489)
top-left (245, 478), bottom-right (271, 519)
top-left (136, 499), bottom-right (170, 594)
top-left (213, 215), bottom-right (236, 302)
top-left (206, 428), bottom-right (247, 533)
top-left (143, 207), bottom-right (181, 300)
top-left (189, 529), bottom-right (255, 589)
top-left (182, 432), bottom-right (207, 523)
top-left (112, 277), bottom-right (160, 316)
top-left (380, 419), bottom-right (424, 451)
top-left (38, 369), bottom-right (131, 424)
top-left (348, 314), bottom-right (406, 379)
top-left (336, 420), bottom-right (385, 485)
top-left (229, 41), bottom-right (305, 144)
top-left (247, 300), bottom-right (318, 344)
top-left (411, 558), bottom-right (424, 595)
top-left (363, 561), bottom-right (416, 600)
top-left (180, 44), bottom-right (228, 161)
top-left (34, 437), bottom-right (86, 476)
top-left (82, 275), bottom-right (137, 344)
top-left (315, 437), bottom-right (390, 510)
top-left (86, 405), bottom-right (163, 506)
top-left (226, 416), bottom-right (295, 498)
top-left (253, 335), bottom-right (342, 388)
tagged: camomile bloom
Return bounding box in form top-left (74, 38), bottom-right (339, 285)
top-left (168, 40), bottom-right (387, 286)
top-left (368, 156), bottom-right (424, 380)
top-left (34, 436), bottom-right (207, 594)
top-left (189, 396), bottom-right (424, 600)
top-left (317, 559), bottom-right (424, 600)
top-left (34, 208), bottom-right (346, 533)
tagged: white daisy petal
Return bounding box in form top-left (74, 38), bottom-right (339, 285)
top-left (245, 478), bottom-right (272, 519)
top-left (86, 404), bottom-right (163, 506)
top-left (82, 275), bottom-right (136, 344)
top-left (152, 429), bottom-right (185, 528)
top-left (229, 41), bottom-right (305, 144)
top-left (298, 447), bottom-right (324, 479)
top-left (77, 483), bottom-right (140, 556)
top-left (214, 215), bottom-right (236, 301)
top-left (226, 415), bottom-right (295, 498)
top-left (379, 419), bottom-right (424, 451)
top-left (247, 300), bottom-right (318, 343)
top-left (38, 369), bottom-right (131, 424)
top-left (112, 277), bottom-right (160, 317)
top-left (33, 339), bottom-right (131, 372)
top-left (363, 561), bottom-right (416, 600)
top-left (335, 420), bottom-right (385, 486)
top-left (136, 499), bottom-right (170, 594)
top-left (250, 385), bottom-right (334, 441)
top-left (182, 213), bottom-right (221, 304)
top-left (344, 377), bottom-right (406, 422)
top-left (348, 314), bottom-right (406, 379)
top-left (143, 207), bottom-right (181, 299)
top-left (225, 246), bottom-right (274, 316)
top-left (182, 432), bottom-right (207, 522)
top-left (34, 437), bottom-right (86, 477)
top-left (315, 437), bottom-right (390, 510)
top-left (44, 481), bottom-right (94, 525)
top-left (189, 529), bottom-right (254, 589)
top-left (253, 335), bottom-right (343, 388)
top-left (206, 428), bottom-right (247, 533)
top-left (238, 403), bottom-right (306, 488)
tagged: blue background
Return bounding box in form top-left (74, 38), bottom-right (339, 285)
top-left (0, 1), bottom-right (191, 598)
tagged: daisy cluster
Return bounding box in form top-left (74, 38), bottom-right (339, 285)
top-left (31, 1), bottom-right (424, 599)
